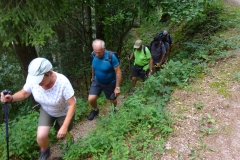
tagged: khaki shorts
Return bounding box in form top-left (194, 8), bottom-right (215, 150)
top-left (38, 107), bottom-right (74, 131)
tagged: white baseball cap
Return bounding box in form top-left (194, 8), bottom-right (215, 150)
top-left (26, 58), bottom-right (52, 85)
top-left (134, 39), bottom-right (142, 49)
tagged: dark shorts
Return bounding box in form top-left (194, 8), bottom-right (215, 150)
top-left (132, 65), bottom-right (148, 80)
top-left (38, 107), bottom-right (74, 131)
top-left (89, 80), bottom-right (116, 99)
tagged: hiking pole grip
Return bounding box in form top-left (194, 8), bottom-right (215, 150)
top-left (2, 89), bottom-right (12, 160)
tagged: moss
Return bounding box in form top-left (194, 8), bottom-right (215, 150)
top-left (166, 149), bottom-right (176, 155)
top-left (217, 86), bottom-right (231, 98)
top-left (209, 81), bottom-right (231, 97)
top-left (209, 81), bottom-right (225, 88)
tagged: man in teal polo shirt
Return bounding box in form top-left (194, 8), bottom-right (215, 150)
top-left (87, 39), bottom-right (122, 120)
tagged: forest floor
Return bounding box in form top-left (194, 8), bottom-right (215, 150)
top-left (48, 1), bottom-right (240, 160)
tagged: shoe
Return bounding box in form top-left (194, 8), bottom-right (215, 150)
top-left (38, 148), bottom-right (50, 160)
top-left (113, 108), bottom-right (117, 114)
top-left (87, 109), bottom-right (99, 120)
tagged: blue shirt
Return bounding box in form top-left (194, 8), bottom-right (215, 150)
top-left (92, 50), bottom-right (119, 84)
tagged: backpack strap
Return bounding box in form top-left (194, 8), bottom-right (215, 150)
top-left (108, 51), bottom-right (113, 61)
top-left (91, 51), bottom-right (95, 58)
top-left (108, 51), bottom-right (113, 64)
top-left (143, 45), bottom-right (148, 55)
top-left (91, 50), bottom-right (114, 67)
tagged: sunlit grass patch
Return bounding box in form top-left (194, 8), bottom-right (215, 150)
top-left (209, 81), bottom-right (231, 97)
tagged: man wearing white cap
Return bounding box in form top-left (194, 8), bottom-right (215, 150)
top-left (0, 57), bottom-right (76, 160)
top-left (128, 39), bottom-right (153, 94)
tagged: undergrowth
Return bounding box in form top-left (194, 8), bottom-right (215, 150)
top-left (0, 98), bottom-right (88, 159)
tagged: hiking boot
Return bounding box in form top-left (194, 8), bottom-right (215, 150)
top-left (87, 109), bottom-right (99, 120)
top-left (113, 108), bottom-right (117, 114)
top-left (38, 148), bottom-right (50, 160)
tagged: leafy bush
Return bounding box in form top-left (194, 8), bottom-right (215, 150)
top-left (0, 54), bottom-right (28, 123)
top-left (175, 35), bottom-right (240, 64)
top-left (0, 98), bottom-right (90, 159)
top-left (62, 102), bottom-right (172, 159)
top-left (0, 111), bottom-right (56, 159)
top-left (74, 98), bottom-right (89, 122)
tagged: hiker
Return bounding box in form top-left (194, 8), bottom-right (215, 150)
top-left (162, 36), bottom-right (170, 62)
top-left (128, 39), bottom-right (153, 93)
top-left (159, 30), bottom-right (173, 48)
top-left (159, 30), bottom-right (173, 61)
top-left (149, 36), bottom-right (166, 72)
top-left (0, 57), bottom-right (76, 160)
top-left (87, 39), bottom-right (122, 120)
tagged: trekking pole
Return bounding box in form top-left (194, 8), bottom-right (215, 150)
top-left (2, 89), bottom-right (12, 160)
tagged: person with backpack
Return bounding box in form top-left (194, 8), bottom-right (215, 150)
top-left (128, 39), bottom-right (153, 94)
top-left (0, 57), bottom-right (76, 160)
top-left (159, 30), bottom-right (173, 61)
top-left (159, 30), bottom-right (173, 48)
top-left (149, 36), bottom-right (166, 72)
top-left (162, 36), bottom-right (170, 62)
top-left (87, 39), bottom-right (122, 120)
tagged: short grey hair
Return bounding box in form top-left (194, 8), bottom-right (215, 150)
top-left (92, 39), bottom-right (105, 49)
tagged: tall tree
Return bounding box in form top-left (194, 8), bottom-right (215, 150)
top-left (0, 0), bottom-right (65, 77)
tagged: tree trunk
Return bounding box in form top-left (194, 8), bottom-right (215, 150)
top-left (14, 36), bottom-right (38, 78)
top-left (95, 0), bottom-right (105, 40)
top-left (55, 24), bottom-right (66, 73)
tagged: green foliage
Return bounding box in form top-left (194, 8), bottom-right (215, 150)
top-left (157, 60), bottom-right (203, 88)
top-left (207, 114), bottom-right (216, 124)
top-left (210, 81), bottom-right (231, 97)
top-left (0, 54), bottom-right (31, 122)
top-left (0, 1), bottom-right (66, 46)
top-left (62, 100), bottom-right (172, 159)
top-left (175, 35), bottom-right (239, 64)
top-left (74, 98), bottom-right (89, 122)
top-left (233, 72), bottom-right (240, 82)
top-left (160, 0), bottom-right (218, 23)
top-left (0, 54), bottom-right (24, 93)
top-left (194, 102), bottom-right (204, 110)
top-left (181, 1), bottom-right (224, 39)
top-left (0, 111), bottom-right (56, 159)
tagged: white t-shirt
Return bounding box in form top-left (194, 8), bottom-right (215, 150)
top-left (24, 72), bottom-right (74, 117)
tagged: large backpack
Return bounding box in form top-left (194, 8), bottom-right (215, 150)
top-left (91, 50), bottom-right (120, 66)
top-left (143, 41), bottom-right (163, 55)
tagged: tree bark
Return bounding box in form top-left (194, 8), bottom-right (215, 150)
top-left (95, 0), bottom-right (105, 40)
top-left (14, 35), bottom-right (38, 78)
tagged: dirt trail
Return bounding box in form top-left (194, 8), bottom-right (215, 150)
top-left (158, 49), bottom-right (240, 159)
top-left (131, 28), bottom-right (139, 40)
top-left (227, 0), bottom-right (240, 4)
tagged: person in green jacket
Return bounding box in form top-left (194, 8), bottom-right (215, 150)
top-left (128, 39), bottom-right (153, 94)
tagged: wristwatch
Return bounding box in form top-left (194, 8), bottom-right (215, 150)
top-left (116, 87), bottom-right (120, 90)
